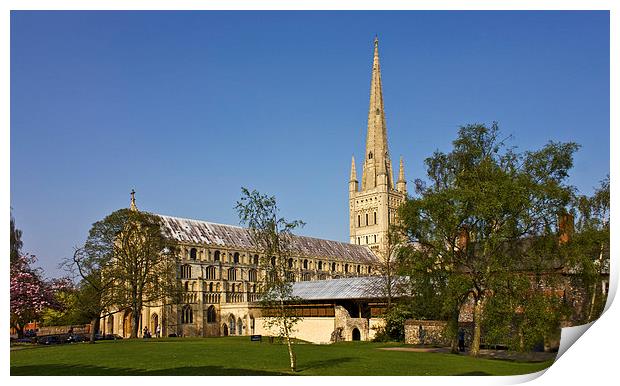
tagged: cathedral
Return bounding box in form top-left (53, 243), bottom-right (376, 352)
top-left (101, 37), bottom-right (406, 343)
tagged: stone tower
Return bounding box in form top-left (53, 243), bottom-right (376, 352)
top-left (349, 37), bottom-right (407, 255)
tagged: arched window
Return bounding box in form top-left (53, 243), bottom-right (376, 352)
top-left (366, 213), bottom-right (369, 226)
top-left (184, 281), bottom-right (190, 292)
top-left (286, 271), bottom-right (295, 281)
top-left (180, 264), bottom-right (191, 279)
top-left (357, 265), bottom-right (361, 274)
top-left (303, 259), bottom-right (308, 270)
top-left (206, 306), bottom-right (216, 323)
top-left (331, 262), bottom-right (336, 272)
top-left (318, 261), bottom-right (323, 270)
top-left (358, 215), bottom-right (361, 227)
top-left (205, 266), bottom-right (216, 280)
top-left (374, 212), bottom-right (377, 224)
top-left (252, 284), bottom-right (256, 293)
top-left (228, 268), bottom-right (236, 281)
top-left (270, 256), bottom-right (276, 266)
top-left (248, 269), bottom-right (257, 282)
top-left (374, 235), bottom-right (377, 243)
top-left (233, 252), bottom-right (240, 264)
top-left (237, 318), bottom-right (243, 335)
top-left (288, 258), bottom-right (293, 269)
top-left (229, 316), bottom-right (236, 335)
top-left (366, 236), bottom-right (369, 244)
top-left (345, 264), bottom-right (349, 273)
top-left (190, 248), bottom-right (197, 260)
top-left (181, 306), bottom-right (193, 324)
top-left (302, 272), bottom-right (311, 281)
top-left (214, 250), bottom-right (221, 261)
top-left (209, 282), bottom-right (214, 292)
top-left (368, 152), bottom-right (373, 159)
top-left (253, 254), bottom-right (259, 265)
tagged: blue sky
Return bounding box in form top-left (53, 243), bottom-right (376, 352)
top-left (10, 11), bottom-right (609, 277)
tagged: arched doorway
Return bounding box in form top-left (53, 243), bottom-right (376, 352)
top-left (123, 310), bottom-right (132, 338)
top-left (151, 313), bottom-right (159, 336)
top-left (222, 324), bottom-right (228, 336)
top-left (352, 328), bottom-right (361, 341)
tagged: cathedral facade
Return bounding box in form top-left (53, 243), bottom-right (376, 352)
top-left (101, 38), bottom-right (405, 343)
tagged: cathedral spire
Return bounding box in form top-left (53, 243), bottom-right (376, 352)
top-left (349, 156), bottom-right (359, 193)
top-left (361, 36), bottom-right (394, 191)
top-left (397, 156), bottom-right (407, 193)
top-left (130, 189), bottom-right (138, 211)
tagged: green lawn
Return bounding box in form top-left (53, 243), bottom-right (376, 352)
top-left (10, 337), bottom-right (553, 376)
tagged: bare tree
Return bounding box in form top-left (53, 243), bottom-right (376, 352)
top-left (235, 188), bottom-right (304, 372)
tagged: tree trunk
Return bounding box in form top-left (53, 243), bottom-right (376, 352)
top-left (131, 308), bottom-right (141, 338)
top-left (280, 299), bottom-right (296, 372)
top-left (16, 324), bottom-right (24, 339)
top-left (449, 310), bottom-right (460, 354)
top-left (470, 297), bottom-right (483, 357)
top-left (89, 317), bottom-right (98, 344)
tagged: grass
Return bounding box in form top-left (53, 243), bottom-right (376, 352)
top-left (10, 337), bottom-right (554, 376)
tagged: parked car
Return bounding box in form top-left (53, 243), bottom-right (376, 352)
top-left (66, 334), bottom-right (87, 343)
top-left (37, 335), bottom-right (62, 345)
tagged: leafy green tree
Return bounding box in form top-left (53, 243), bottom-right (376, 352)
top-left (398, 122), bottom-right (579, 356)
top-left (235, 188), bottom-right (304, 372)
top-left (10, 212), bottom-right (23, 265)
top-left (70, 208), bottom-right (181, 339)
top-left (567, 176), bottom-right (610, 323)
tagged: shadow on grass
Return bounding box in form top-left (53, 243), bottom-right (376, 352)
top-left (298, 357), bottom-right (356, 372)
top-left (11, 364), bottom-right (286, 376)
top-left (456, 371), bottom-right (492, 376)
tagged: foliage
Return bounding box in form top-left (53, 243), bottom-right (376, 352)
top-left (566, 176), bottom-right (610, 322)
top-left (235, 187), bottom-right (305, 372)
top-left (373, 304), bottom-right (415, 342)
top-left (10, 254), bottom-right (64, 337)
top-left (10, 212), bottom-right (23, 265)
top-left (69, 208), bottom-right (181, 339)
top-left (398, 122), bottom-right (579, 356)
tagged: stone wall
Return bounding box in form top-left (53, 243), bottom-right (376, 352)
top-left (404, 319), bottom-right (473, 346)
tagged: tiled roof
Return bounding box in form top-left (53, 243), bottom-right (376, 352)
top-left (156, 214), bottom-right (379, 264)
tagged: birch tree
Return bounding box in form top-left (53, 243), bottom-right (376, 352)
top-left (235, 188), bottom-right (304, 372)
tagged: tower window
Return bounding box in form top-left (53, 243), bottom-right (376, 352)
top-left (365, 213), bottom-right (369, 226)
top-left (368, 152), bottom-right (373, 160)
top-left (374, 212), bottom-right (377, 224)
top-left (189, 248), bottom-right (197, 260)
top-left (358, 215), bottom-right (361, 227)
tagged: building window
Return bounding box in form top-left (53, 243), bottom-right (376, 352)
top-left (374, 234), bottom-right (377, 243)
top-left (180, 264), bottom-right (191, 279)
top-left (271, 256), bottom-right (276, 266)
top-left (253, 254), bottom-right (259, 265)
top-left (357, 265), bottom-right (361, 274)
top-left (206, 306), bottom-right (216, 323)
top-left (233, 252), bottom-right (240, 264)
top-left (302, 272), bottom-right (311, 281)
top-left (331, 262), bottom-right (336, 272)
top-left (365, 236), bottom-right (369, 244)
top-left (303, 259), bottom-right (308, 270)
top-left (365, 213), bottom-right (369, 226)
top-left (318, 261), bottom-right (323, 270)
top-left (374, 212), bottom-right (377, 224)
top-left (228, 268), bottom-right (237, 281)
top-left (288, 258), bottom-right (294, 268)
top-left (248, 269), bottom-right (257, 282)
top-left (189, 248), bottom-right (197, 260)
top-left (205, 266), bottom-right (216, 280)
top-left (358, 215), bottom-right (361, 227)
top-left (181, 306), bottom-right (193, 324)
top-left (214, 250), bottom-right (221, 261)
top-left (344, 264), bottom-right (349, 273)
top-left (368, 152), bottom-right (373, 159)
top-left (209, 282), bottom-right (214, 292)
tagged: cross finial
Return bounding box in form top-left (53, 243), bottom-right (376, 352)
top-left (130, 189), bottom-right (138, 211)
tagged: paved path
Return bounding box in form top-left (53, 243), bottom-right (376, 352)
top-left (379, 347), bottom-right (556, 362)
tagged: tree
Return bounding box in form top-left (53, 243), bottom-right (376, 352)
top-left (235, 188), bottom-right (304, 372)
top-left (567, 176), bottom-right (610, 323)
top-left (73, 208), bottom-right (182, 339)
top-left (10, 212), bottom-right (23, 265)
top-left (10, 253), bottom-right (61, 338)
top-left (398, 122), bottom-right (579, 356)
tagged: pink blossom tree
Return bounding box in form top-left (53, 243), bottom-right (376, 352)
top-left (10, 254), bottom-right (60, 338)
